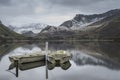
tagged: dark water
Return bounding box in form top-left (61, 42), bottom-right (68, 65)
top-left (0, 41), bottom-right (120, 80)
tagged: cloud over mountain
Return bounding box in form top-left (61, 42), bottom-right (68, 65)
top-left (0, 0), bottom-right (120, 26)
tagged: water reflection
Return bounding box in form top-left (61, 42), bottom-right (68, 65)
top-left (0, 41), bottom-right (120, 80)
top-left (0, 43), bottom-right (20, 61)
top-left (8, 60), bottom-right (71, 77)
top-left (71, 52), bottom-right (120, 70)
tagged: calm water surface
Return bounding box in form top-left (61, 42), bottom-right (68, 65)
top-left (0, 41), bottom-right (120, 80)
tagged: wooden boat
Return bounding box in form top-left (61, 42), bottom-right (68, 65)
top-left (9, 50), bottom-right (71, 64)
top-left (9, 51), bottom-right (46, 63)
top-left (20, 61), bottom-right (45, 71)
top-left (48, 50), bottom-right (71, 64)
top-left (8, 60), bottom-right (71, 71)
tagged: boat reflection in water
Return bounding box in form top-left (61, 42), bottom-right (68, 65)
top-left (8, 60), bottom-right (71, 77)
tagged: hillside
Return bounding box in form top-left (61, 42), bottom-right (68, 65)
top-left (60, 9), bottom-right (120, 30)
top-left (0, 21), bottom-right (25, 41)
top-left (98, 16), bottom-right (120, 40)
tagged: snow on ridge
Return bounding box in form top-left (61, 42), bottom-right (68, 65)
top-left (11, 23), bottom-right (48, 34)
top-left (70, 17), bottom-right (105, 30)
top-left (57, 26), bottom-right (69, 31)
top-left (41, 16), bottom-right (105, 33)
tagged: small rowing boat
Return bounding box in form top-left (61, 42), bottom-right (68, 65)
top-left (8, 60), bottom-right (71, 71)
top-left (9, 50), bottom-right (71, 64)
top-left (9, 51), bottom-right (46, 63)
top-left (48, 50), bottom-right (71, 64)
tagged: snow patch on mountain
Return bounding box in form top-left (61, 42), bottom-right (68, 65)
top-left (8, 23), bottom-right (48, 34)
top-left (57, 26), bottom-right (70, 31)
top-left (69, 17), bottom-right (105, 31)
top-left (41, 25), bottom-right (71, 33)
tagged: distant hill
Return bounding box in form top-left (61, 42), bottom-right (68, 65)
top-left (22, 31), bottom-right (37, 37)
top-left (8, 23), bottom-right (48, 34)
top-left (0, 21), bottom-right (25, 41)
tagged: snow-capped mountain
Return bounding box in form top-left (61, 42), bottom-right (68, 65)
top-left (40, 9), bottom-right (120, 33)
top-left (41, 25), bottom-right (70, 33)
top-left (8, 23), bottom-right (48, 34)
top-left (60, 15), bottom-right (105, 30)
top-left (41, 26), bottom-right (57, 33)
top-left (38, 9), bottom-right (120, 40)
top-left (60, 9), bottom-right (120, 30)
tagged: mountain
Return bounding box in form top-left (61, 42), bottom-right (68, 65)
top-left (0, 20), bottom-right (24, 41)
top-left (38, 25), bottom-right (75, 40)
top-left (22, 31), bottom-right (37, 37)
top-left (81, 13), bottom-right (120, 40)
top-left (41, 25), bottom-right (58, 33)
top-left (8, 23), bottom-right (48, 34)
top-left (60, 9), bottom-right (120, 30)
top-left (38, 9), bottom-right (120, 40)
top-left (98, 16), bottom-right (120, 39)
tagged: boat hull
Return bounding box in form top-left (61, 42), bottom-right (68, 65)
top-left (9, 53), bottom-right (45, 64)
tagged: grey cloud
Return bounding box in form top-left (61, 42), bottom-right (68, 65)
top-left (0, 0), bottom-right (11, 6)
top-left (0, 0), bottom-right (38, 16)
top-left (49, 0), bottom-right (105, 6)
top-left (0, 0), bottom-right (120, 26)
top-left (46, 0), bottom-right (120, 14)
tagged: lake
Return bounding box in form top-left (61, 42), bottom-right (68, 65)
top-left (0, 41), bottom-right (120, 80)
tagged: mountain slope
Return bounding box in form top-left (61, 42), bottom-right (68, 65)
top-left (0, 21), bottom-right (24, 40)
top-left (38, 25), bottom-right (74, 40)
top-left (77, 13), bottom-right (120, 39)
top-left (98, 16), bottom-right (120, 39)
top-left (60, 9), bottom-right (120, 30)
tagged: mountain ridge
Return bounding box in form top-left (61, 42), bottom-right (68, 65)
top-left (38, 9), bottom-right (120, 40)
top-left (8, 23), bottom-right (48, 34)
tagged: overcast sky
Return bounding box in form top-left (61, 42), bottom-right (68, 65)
top-left (0, 0), bottom-right (120, 27)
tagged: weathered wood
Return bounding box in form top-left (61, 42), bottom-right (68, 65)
top-left (15, 60), bottom-right (19, 77)
top-left (9, 50), bottom-right (71, 64)
top-left (9, 51), bottom-right (46, 63)
top-left (45, 42), bottom-right (48, 79)
top-left (48, 50), bottom-right (71, 64)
